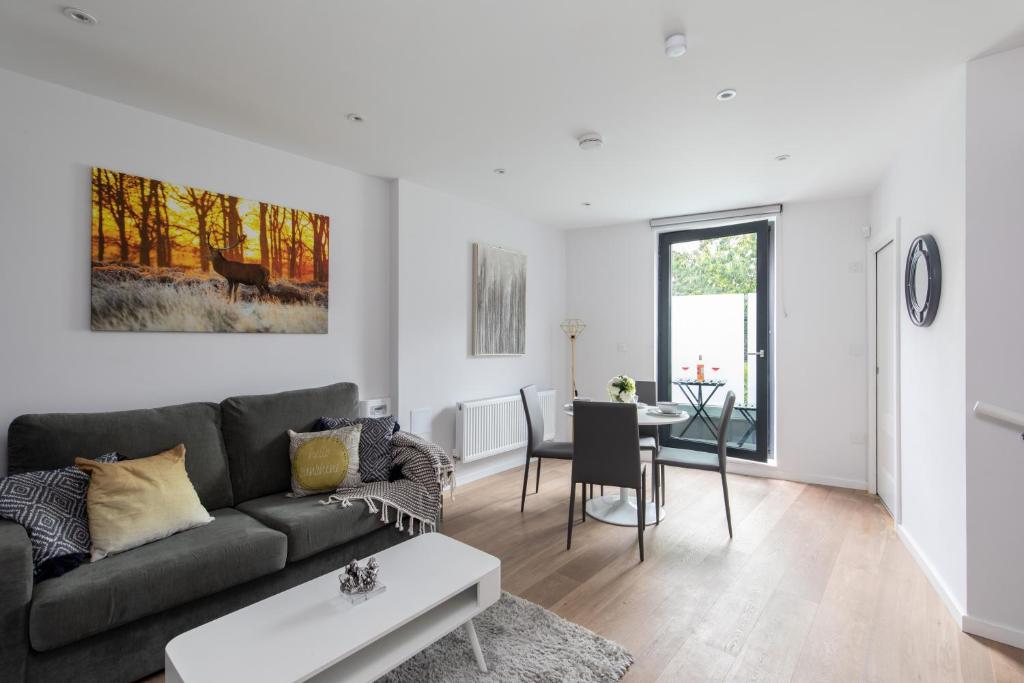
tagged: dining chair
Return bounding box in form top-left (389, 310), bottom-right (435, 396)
top-left (653, 390), bottom-right (736, 537)
top-left (520, 385), bottom-right (573, 512)
top-left (635, 380), bottom-right (661, 502)
top-left (567, 401), bottom-right (647, 561)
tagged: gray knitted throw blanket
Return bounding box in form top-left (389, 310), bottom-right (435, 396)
top-left (322, 431), bottom-right (455, 535)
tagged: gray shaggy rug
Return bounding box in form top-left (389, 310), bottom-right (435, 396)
top-left (376, 592), bottom-right (633, 682)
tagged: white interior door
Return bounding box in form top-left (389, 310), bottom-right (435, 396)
top-left (875, 240), bottom-right (897, 515)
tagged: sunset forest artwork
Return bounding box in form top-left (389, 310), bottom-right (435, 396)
top-left (91, 168), bottom-right (329, 333)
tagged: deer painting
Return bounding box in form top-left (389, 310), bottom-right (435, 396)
top-left (207, 236), bottom-right (272, 302)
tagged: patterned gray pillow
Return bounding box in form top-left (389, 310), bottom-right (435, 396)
top-left (316, 416), bottom-right (397, 482)
top-left (0, 453), bottom-right (119, 580)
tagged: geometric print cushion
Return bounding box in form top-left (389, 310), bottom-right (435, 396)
top-left (316, 415), bottom-right (397, 483)
top-left (0, 453), bottom-right (118, 580)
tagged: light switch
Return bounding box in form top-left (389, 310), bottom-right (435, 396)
top-left (410, 408), bottom-right (432, 435)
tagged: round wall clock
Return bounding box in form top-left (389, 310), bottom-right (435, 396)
top-left (905, 234), bottom-right (941, 327)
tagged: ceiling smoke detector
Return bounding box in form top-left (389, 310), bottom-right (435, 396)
top-left (346, 113), bottom-right (364, 123)
top-left (716, 89), bottom-right (737, 101)
top-left (664, 34), bottom-right (688, 58)
top-left (577, 132), bottom-right (604, 151)
top-left (62, 7), bottom-right (97, 24)
top-left (493, 168), bottom-right (507, 175)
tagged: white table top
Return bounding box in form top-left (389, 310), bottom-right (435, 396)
top-left (562, 402), bottom-right (688, 426)
top-left (165, 533), bottom-right (500, 683)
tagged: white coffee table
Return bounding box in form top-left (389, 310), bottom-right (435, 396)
top-left (165, 533), bottom-right (501, 683)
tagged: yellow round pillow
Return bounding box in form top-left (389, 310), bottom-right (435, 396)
top-left (287, 425), bottom-right (362, 496)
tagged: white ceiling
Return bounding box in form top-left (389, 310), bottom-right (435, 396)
top-left (1, 1), bottom-right (1022, 229)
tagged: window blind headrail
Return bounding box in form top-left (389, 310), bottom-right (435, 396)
top-left (649, 204), bottom-right (782, 230)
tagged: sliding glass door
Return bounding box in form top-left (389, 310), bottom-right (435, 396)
top-left (657, 220), bottom-right (770, 462)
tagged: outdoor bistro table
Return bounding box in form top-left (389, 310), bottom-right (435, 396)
top-left (563, 402), bottom-right (688, 527)
top-left (735, 404), bottom-right (757, 447)
top-left (672, 378), bottom-right (728, 440)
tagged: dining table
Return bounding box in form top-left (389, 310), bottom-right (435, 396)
top-left (562, 402), bottom-right (688, 527)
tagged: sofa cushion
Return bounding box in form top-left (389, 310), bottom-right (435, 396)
top-left (29, 508), bottom-right (286, 651)
top-left (8, 402), bottom-right (233, 510)
top-left (76, 445), bottom-right (214, 561)
top-left (287, 425), bottom-right (362, 497)
top-left (0, 454), bottom-right (118, 579)
top-left (221, 383), bottom-right (359, 503)
top-left (236, 492), bottom-right (384, 562)
top-left (317, 415), bottom-right (398, 482)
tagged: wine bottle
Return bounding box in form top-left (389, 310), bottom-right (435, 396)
top-left (696, 354), bottom-right (705, 383)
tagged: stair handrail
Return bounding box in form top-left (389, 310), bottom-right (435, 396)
top-left (973, 401), bottom-right (1024, 438)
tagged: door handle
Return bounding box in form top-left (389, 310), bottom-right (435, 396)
top-left (747, 350), bottom-right (765, 358)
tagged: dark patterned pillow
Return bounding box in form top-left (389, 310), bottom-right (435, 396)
top-left (0, 453), bottom-right (119, 580)
top-left (316, 416), bottom-right (397, 482)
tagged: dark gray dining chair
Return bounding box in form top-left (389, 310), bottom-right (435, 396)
top-left (653, 390), bottom-right (736, 537)
top-left (635, 380), bottom-right (660, 501)
top-left (568, 401), bottom-right (647, 561)
top-left (520, 385), bottom-right (573, 512)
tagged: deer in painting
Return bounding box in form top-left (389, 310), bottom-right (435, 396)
top-left (206, 236), bottom-right (271, 302)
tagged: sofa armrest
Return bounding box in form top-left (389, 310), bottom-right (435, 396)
top-left (0, 520), bottom-right (32, 681)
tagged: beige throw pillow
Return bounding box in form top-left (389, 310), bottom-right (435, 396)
top-left (75, 444), bottom-right (213, 561)
top-left (287, 425), bottom-right (362, 496)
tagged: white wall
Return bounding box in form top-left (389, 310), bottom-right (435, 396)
top-left (868, 66), bottom-right (968, 615)
top-left (0, 68), bottom-right (393, 474)
top-left (773, 199), bottom-right (868, 488)
top-left (565, 196), bottom-right (869, 489)
top-left (392, 180), bottom-right (568, 484)
top-left (964, 46), bottom-right (1024, 645)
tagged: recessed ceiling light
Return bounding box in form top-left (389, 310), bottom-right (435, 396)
top-left (577, 132), bottom-right (604, 151)
top-left (493, 168), bottom-right (506, 175)
top-left (664, 34), bottom-right (687, 58)
top-left (581, 202), bottom-right (592, 207)
top-left (775, 153), bottom-right (791, 161)
top-left (716, 89), bottom-right (737, 101)
top-left (62, 7), bottom-right (97, 25)
top-left (346, 113), bottom-right (364, 123)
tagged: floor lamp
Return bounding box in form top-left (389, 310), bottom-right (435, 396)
top-left (560, 319), bottom-right (586, 398)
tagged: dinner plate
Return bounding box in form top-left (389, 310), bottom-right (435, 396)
top-left (648, 408), bottom-right (683, 417)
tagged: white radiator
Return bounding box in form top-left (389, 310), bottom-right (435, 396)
top-left (456, 390), bottom-right (556, 462)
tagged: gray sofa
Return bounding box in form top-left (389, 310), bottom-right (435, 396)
top-left (1, 383), bottom-right (410, 683)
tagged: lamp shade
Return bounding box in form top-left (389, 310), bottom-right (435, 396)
top-left (560, 319), bottom-right (586, 337)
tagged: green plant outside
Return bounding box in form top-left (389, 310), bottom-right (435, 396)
top-left (671, 233), bottom-right (756, 296)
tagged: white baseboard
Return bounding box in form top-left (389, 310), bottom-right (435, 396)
top-left (894, 526), bottom-right (1024, 648)
top-left (963, 614), bottom-right (1024, 649)
top-left (727, 459), bottom-right (867, 491)
top-left (452, 451), bottom-right (524, 488)
top-left (894, 524), bottom-right (966, 625)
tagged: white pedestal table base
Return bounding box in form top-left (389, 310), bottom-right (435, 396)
top-left (584, 489), bottom-right (664, 527)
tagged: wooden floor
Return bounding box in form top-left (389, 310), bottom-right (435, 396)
top-left (441, 460), bottom-right (1024, 683)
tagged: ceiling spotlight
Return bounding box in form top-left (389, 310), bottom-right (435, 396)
top-left (62, 7), bottom-right (97, 25)
top-left (577, 132), bottom-right (604, 151)
top-left (716, 89), bottom-right (737, 101)
top-left (581, 202), bottom-right (592, 207)
top-left (493, 168), bottom-right (507, 175)
top-left (775, 153), bottom-right (791, 161)
top-left (664, 34), bottom-right (688, 58)
top-left (346, 113), bottom-right (364, 123)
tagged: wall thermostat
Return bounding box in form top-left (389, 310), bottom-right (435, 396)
top-left (358, 398), bottom-right (391, 418)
